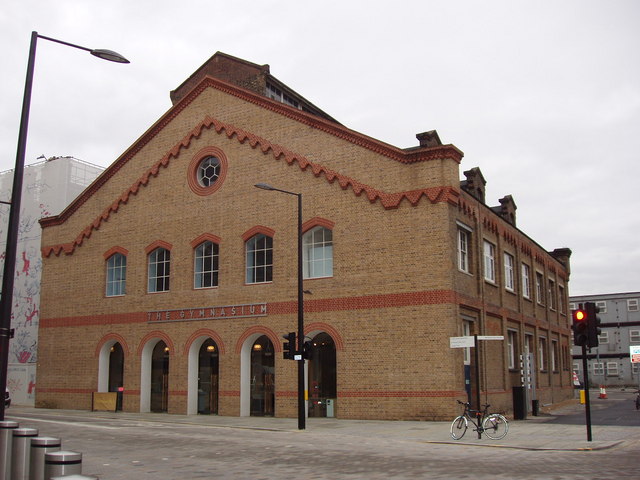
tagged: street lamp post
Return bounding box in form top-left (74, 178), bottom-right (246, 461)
top-left (0, 32), bottom-right (128, 421)
top-left (254, 183), bottom-right (305, 430)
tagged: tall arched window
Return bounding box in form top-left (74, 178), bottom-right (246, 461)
top-left (106, 252), bottom-right (127, 296)
top-left (194, 241), bottom-right (219, 288)
top-left (303, 226), bottom-right (333, 279)
top-left (148, 247), bottom-right (170, 293)
top-left (246, 234), bottom-right (273, 284)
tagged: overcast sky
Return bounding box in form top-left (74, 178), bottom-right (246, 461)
top-left (1, 1), bottom-right (638, 296)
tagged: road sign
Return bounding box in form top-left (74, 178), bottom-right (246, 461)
top-left (449, 336), bottom-right (475, 348)
top-left (477, 335), bottom-right (504, 341)
top-left (631, 345), bottom-right (640, 363)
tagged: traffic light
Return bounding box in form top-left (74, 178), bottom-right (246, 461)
top-left (572, 305), bottom-right (588, 346)
top-left (283, 332), bottom-right (296, 360)
top-left (585, 302), bottom-right (602, 348)
top-left (302, 340), bottom-right (313, 360)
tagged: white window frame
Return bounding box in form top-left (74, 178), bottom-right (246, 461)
top-left (483, 240), bottom-right (496, 283)
top-left (551, 340), bottom-right (559, 372)
top-left (457, 227), bottom-right (471, 273)
top-left (504, 253), bottom-right (515, 292)
top-left (536, 272), bottom-right (545, 305)
top-left (592, 362), bottom-right (604, 376)
top-left (632, 363), bottom-right (640, 375)
top-left (303, 226), bottom-right (333, 279)
top-left (573, 362), bottom-right (580, 373)
top-left (598, 331), bottom-right (609, 344)
top-left (628, 299), bottom-right (639, 312)
top-left (606, 362), bottom-right (619, 377)
top-left (148, 247), bottom-right (170, 293)
top-left (106, 252), bottom-right (126, 297)
top-left (548, 279), bottom-right (556, 310)
top-left (538, 337), bottom-right (547, 372)
top-left (245, 234), bottom-right (273, 284)
top-left (630, 330), bottom-right (640, 343)
top-left (521, 263), bottom-right (531, 299)
top-left (194, 240), bottom-right (219, 289)
top-left (595, 300), bottom-right (607, 313)
top-left (558, 285), bottom-right (566, 314)
top-left (507, 330), bottom-right (517, 370)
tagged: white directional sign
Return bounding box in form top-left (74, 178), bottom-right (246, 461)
top-left (477, 335), bottom-right (504, 341)
top-left (631, 345), bottom-right (640, 363)
top-left (449, 336), bottom-right (475, 348)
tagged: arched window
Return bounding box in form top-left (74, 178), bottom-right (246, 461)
top-left (246, 234), bottom-right (273, 284)
top-left (148, 247), bottom-right (170, 293)
top-left (194, 240), bottom-right (219, 288)
top-left (303, 226), bottom-right (333, 279)
top-left (106, 252), bottom-right (127, 296)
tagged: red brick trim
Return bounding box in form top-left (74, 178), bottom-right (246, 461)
top-left (305, 322), bottom-right (344, 351)
top-left (136, 331), bottom-right (176, 356)
top-left (41, 114), bottom-right (460, 257)
top-left (339, 390), bottom-right (463, 398)
top-left (190, 233), bottom-right (222, 249)
top-left (183, 328), bottom-right (226, 354)
top-left (241, 225), bottom-right (275, 242)
top-left (144, 240), bottom-right (173, 255)
top-left (186, 146), bottom-right (228, 196)
top-left (301, 217), bottom-right (335, 234)
top-left (94, 333), bottom-right (131, 357)
top-left (234, 326), bottom-right (280, 354)
top-left (103, 246), bottom-right (129, 260)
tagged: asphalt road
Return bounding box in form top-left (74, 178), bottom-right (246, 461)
top-left (543, 389), bottom-right (640, 426)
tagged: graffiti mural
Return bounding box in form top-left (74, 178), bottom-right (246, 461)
top-left (0, 157), bottom-right (103, 405)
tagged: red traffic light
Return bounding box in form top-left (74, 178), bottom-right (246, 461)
top-left (573, 310), bottom-right (586, 321)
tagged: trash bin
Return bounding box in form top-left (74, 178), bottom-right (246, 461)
top-left (29, 437), bottom-right (61, 480)
top-left (11, 427), bottom-right (38, 480)
top-left (44, 451), bottom-right (82, 479)
top-left (531, 399), bottom-right (539, 416)
top-left (512, 386), bottom-right (527, 420)
top-left (0, 421), bottom-right (19, 480)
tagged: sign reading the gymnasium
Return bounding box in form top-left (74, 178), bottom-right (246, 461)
top-left (147, 303), bottom-right (267, 323)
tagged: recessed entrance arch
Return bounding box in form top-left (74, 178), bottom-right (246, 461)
top-left (307, 332), bottom-right (337, 418)
top-left (139, 334), bottom-right (173, 413)
top-left (97, 336), bottom-right (127, 411)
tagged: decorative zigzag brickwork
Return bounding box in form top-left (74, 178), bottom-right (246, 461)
top-left (41, 116), bottom-right (461, 257)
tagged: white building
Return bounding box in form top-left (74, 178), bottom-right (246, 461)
top-left (570, 292), bottom-right (640, 388)
top-left (0, 156), bottom-right (103, 405)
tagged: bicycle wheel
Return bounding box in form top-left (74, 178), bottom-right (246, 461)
top-left (482, 414), bottom-right (508, 440)
top-left (450, 415), bottom-right (468, 440)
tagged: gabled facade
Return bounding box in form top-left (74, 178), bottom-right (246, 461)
top-left (36, 52), bottom-right (573, 420)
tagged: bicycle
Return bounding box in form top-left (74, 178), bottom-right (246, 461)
top-left (450, 400), bottom-right (509, 440)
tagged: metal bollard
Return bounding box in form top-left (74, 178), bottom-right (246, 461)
top-left (43, 451), bottom-right (82, 480)
top-left (29, 437), bottom-right (60, 480)
top-left (0, 421), bottom-right (19, 480)
top-left (11, 428), bottom-right (38, 480)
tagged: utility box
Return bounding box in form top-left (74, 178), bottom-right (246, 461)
top-left (326, 399), bottom-right (335, 418)
top-left (512, 386), bottom-right (527, 420)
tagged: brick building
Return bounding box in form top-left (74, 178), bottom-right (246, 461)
top-left (36, 52), bottom-right (573, 420)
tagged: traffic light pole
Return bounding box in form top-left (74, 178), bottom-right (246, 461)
top-left (581, 344), bottom-right (593, 442)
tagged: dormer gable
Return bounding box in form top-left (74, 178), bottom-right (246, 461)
top-left (460, 167), bottom-right (486, 204)
top-left (491, 194), bottom-right (517, 226)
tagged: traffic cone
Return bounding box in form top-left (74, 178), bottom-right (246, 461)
top-left (598, 385), bottom-right (607, 399)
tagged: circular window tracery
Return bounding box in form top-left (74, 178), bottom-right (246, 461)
top-left (197, 156), bottom-right (221, 187)
top-left (188, 147), bottom-right (228, 196)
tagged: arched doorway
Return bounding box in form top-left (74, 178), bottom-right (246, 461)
top-left (150, 341), bottom-right (169, 412)
top-left (250, 335), bottom-right (274, 417)
top-left (198, 339), bottom-right (219, 414)
top-left (307, 332), bottom-right (337, 417)
top-left (108, 343), bottom-right (124, 411)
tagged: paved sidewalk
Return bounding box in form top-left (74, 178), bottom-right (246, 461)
top-left (6, 405), bottom-right (638, 452)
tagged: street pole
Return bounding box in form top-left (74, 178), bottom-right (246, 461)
top-left (581, 344), bottom-right (593, 441)
top-left (474, 334), bottom-right (481, 439)
top-left (254, 183), bottom-right (305, 429)
top-left (0, 32), bottom-right (128, 421)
